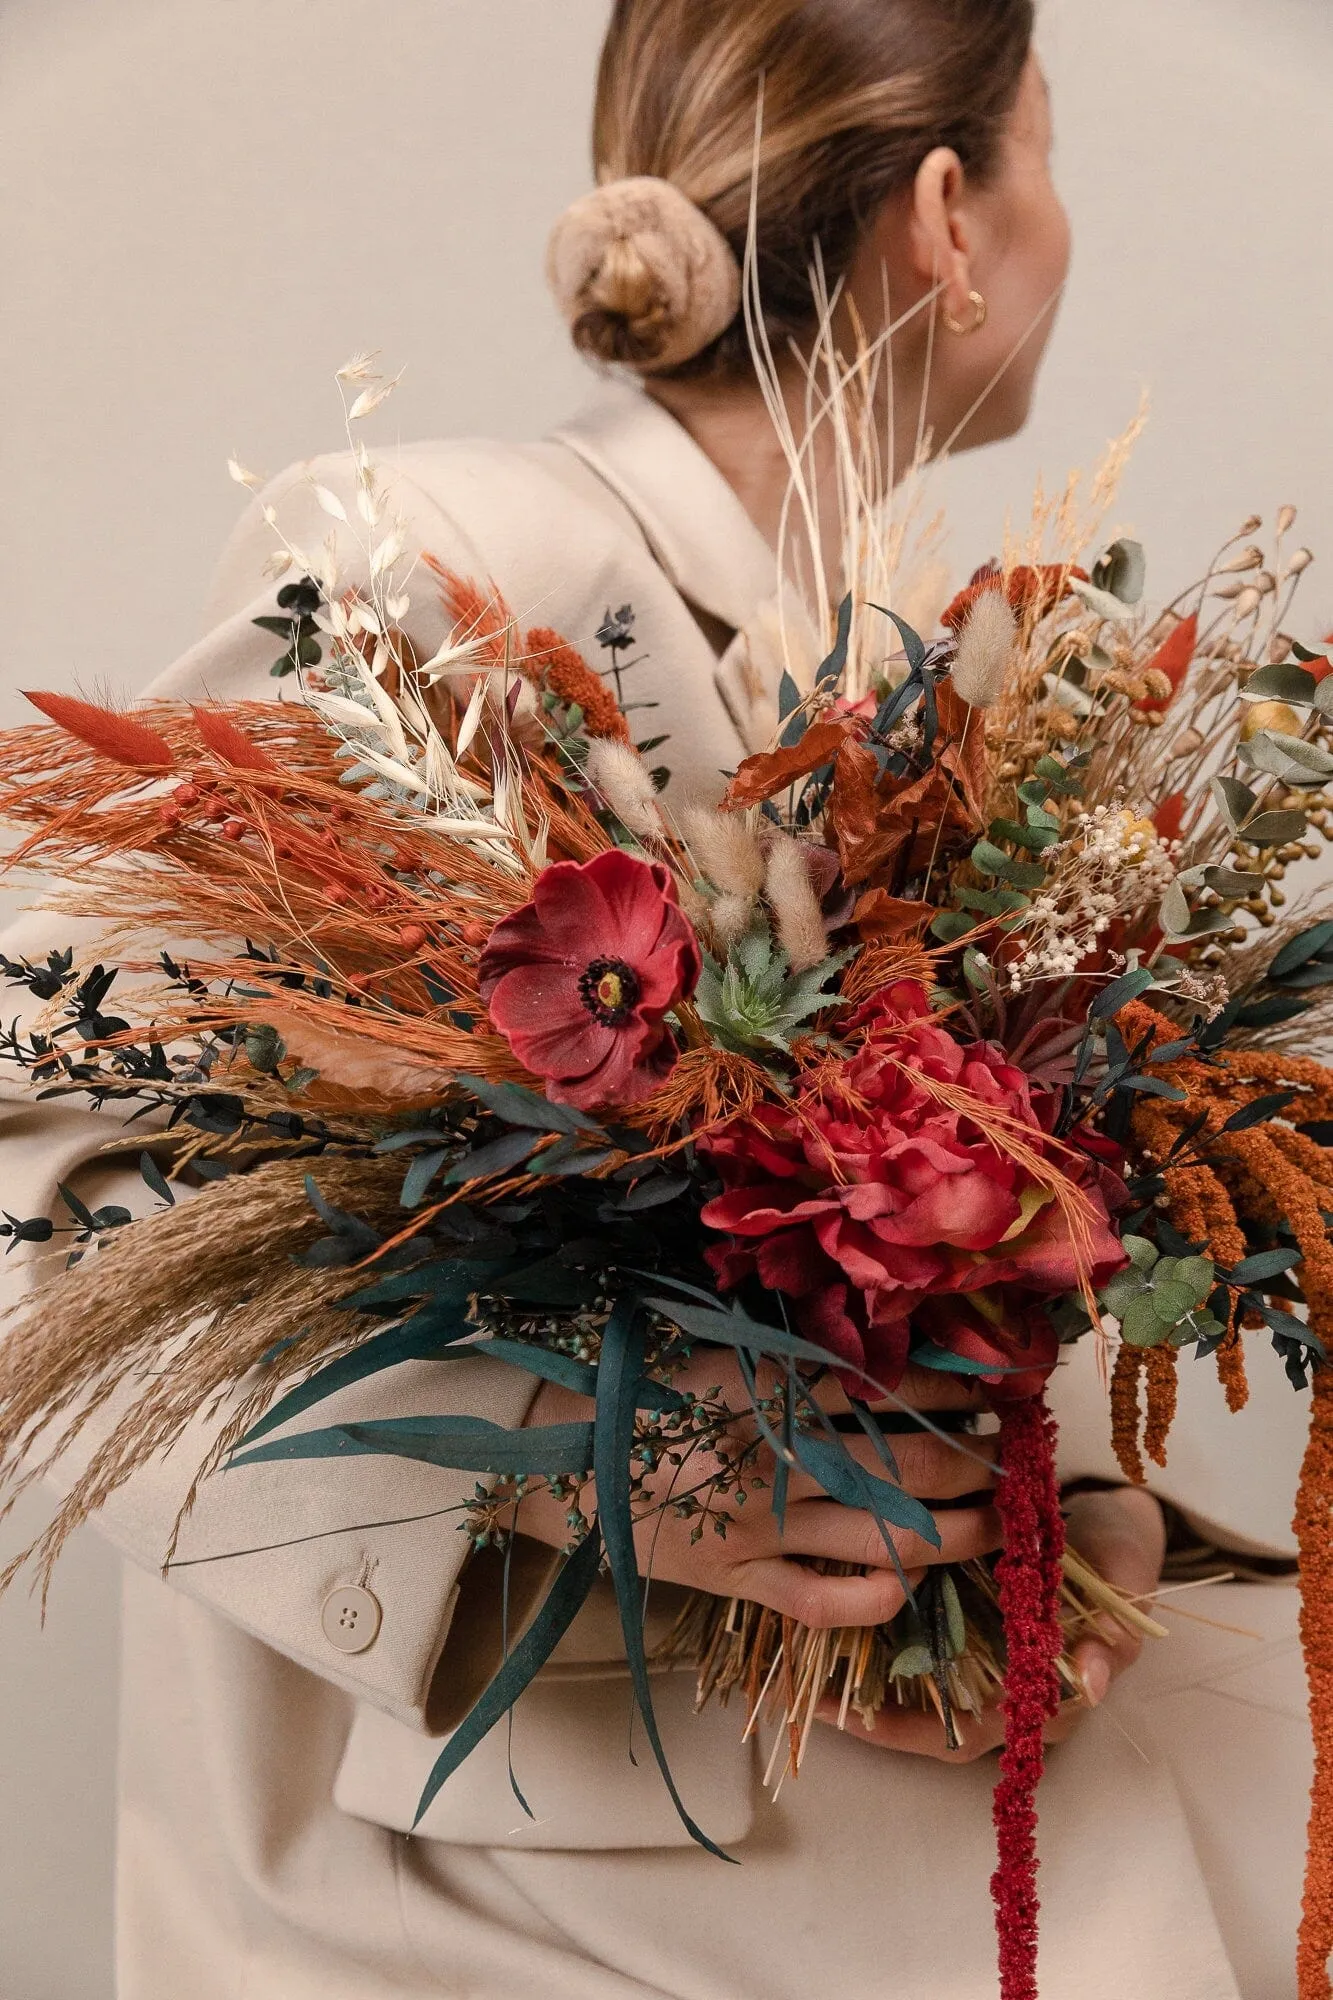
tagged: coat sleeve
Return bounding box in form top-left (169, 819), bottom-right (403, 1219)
top-left (0, 450), bottom-right (550, 1732)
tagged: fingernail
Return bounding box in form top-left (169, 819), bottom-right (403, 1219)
top-left (1081, 1654), bottom-right (1111, 1707)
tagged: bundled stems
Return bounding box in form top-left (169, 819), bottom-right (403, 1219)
top-left (991, 1393), bottom-right (1066, 2000)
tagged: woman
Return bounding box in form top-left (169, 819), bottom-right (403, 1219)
top-left (0, 2), bottom-right (1311, 1995)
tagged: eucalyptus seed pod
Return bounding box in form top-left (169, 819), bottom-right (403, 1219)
top-left (1218, 545), bottom-right (1265, 573)
top-left (1232, 586), bottom-right (1263, 618)
top-left (1277, 505), bottom-right (1299, 535)
top-left (1287, 548), bottom-right (1314, 576)
top-left (1254, 571), bottom-right (1278, 597)
top-left (1239, 700), bottom-right (1300, 740)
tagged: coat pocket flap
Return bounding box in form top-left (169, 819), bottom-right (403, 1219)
top-left (336, 1664), bottom-right (755, 1850)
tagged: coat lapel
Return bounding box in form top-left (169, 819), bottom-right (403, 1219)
top-left (549, 386), bottom-right (803, 753)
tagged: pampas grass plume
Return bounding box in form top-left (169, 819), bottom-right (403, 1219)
top-left (952, 590), bottom-right (1018, 710)
top-left (764, 835), bottom-right (828, 974)
top-left (584, 739), bottom-right (663, 841)
top-left (684, 806), bottom-right (766, 898)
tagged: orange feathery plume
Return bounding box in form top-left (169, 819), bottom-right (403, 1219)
top-left (23, 692), bottom-right (175, 770)
top-left (190, 706), bottom-right (278, 771)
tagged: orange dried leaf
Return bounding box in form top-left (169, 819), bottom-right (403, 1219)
top-left (720, 722), bottom-right (849, 811)
top-left (853, 889), bottom-right (934, 941)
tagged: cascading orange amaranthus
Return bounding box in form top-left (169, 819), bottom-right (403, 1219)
top-left (1118, 1000), bottom-right (1333, 1998)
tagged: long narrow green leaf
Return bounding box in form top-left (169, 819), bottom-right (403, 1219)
top-left (595, 1300), bottom-right (732, 1860)
top-left (790, 1431), bottom-right (940, 1548)
top-left (340, 1260), bottom-right (494, 1312)
top-left (413, 1525), bottom-right (605, 1825)
top-left (640, 1295), bottom-right (874, 1382)
top-left (229, 1414), bottom-right (595, 1478)
top-left (240, 1308), bottom-right (477, 1445)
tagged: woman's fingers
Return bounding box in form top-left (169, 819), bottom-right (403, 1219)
top-left (783, 1425), bottom-right (998, 1505)
top-left (1063, 1485), bottom-right (1166, 1703)
top-left (739, 1557), bottom-right (923, 1630)
top-left (776, 1496), bottom-right (1002, 1574)
top-left (806, 1362), bottom-right (987, 1417)
top-left (814, 1692), bottom-right (1089, 1762)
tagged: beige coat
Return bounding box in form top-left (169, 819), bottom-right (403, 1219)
top-left (0, 384), bottom-right (1313, 1997)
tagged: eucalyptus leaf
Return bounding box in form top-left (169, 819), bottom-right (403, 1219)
top-left (1092, 537), bottom-right (1147, 605)
top-left (816, 594), bottom-right (855, 689)
top-left (1229, 1248), bottom-right (1303, 1285)
top-left (443, 1130), bottom-right (543, 1186)
top-left (1238, 663), bottom-right (1318, 705)
top-left (1158, 881), bottom-right (1192, 938)
top-left (1210, 775), bottom-right (1257, 833)
top-left (1242, 810), bottom-right (1309, 846)
top-left (1270, 923), bottom-right (1333, 980)
top-left (1069, 578), bottom-right (1136, 623)
top-left (455, 1075), bottom-right (601, 1136)
top-left (1091, 967), bottom-right (1155, 1019)
top-left (1121, 1293), bottom-right (1168, 1346)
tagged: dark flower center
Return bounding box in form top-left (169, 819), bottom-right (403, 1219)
top-left (578, 956), bottom-right (640, 1027)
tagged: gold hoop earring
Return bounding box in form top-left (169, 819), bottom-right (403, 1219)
top-left (942, 289), bottom-right (988, 337)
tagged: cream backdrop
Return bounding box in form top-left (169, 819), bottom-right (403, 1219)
top-left (1, 1), bottom-right (1331, 1992)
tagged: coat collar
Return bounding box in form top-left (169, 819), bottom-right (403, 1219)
top-left (548, 383), bottom-right (780, 640)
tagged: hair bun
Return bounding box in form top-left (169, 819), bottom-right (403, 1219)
top-left (546, 175), bottom-right (742, 374)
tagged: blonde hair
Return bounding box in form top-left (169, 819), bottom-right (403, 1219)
top-left (580, 0), bottom-right (1034, 375)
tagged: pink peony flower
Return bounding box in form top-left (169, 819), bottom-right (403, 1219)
top-left (478, 849), bottom-right (701, 1111)
top-left (699, 980), bottom-right (1125, 1395)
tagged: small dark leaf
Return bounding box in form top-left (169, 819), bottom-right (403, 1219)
top-left (443, 1130), bottom-right (543, 1186)
top-left (402, 1149), bottom-right (450, 1207)
top-left (1227, 1249), bottom-right (1303, 1285)
top-left (1090, 968), bottom-right (1156, 1019)
top-left (1220, 1091), bottom-right (1298, 1132)
top-left (456, 1075), bottom-right (601, 1136)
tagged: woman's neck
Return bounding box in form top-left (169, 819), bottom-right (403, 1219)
top-left (647, 362), bottom-right (920, 585)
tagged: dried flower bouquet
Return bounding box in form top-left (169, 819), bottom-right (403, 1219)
top-left (1, 360), bottom-right (1332, 1998)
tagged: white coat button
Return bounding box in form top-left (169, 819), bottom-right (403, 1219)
top-left (321, 1585), bottom-right (382, 1654)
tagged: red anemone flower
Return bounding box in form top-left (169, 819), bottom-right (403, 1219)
top-left (478, 849), bottom-right (701, 1110)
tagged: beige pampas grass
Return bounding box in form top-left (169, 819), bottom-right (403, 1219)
top-left (684, 806), bottom-right (766, 899)
top-left (583, 739), bottom-right (664, 841)
top-left (952, 590), bottom-right (1019, 710)
top-left (0, 1156), bottom-right (406, 1596)
top-left (764, 834), bottom-right (828, 973)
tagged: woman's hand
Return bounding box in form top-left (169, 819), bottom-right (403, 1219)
top-left (514, 1354), bottom-right (1003, 1632)
top-left (815, 1483), bottom-right (1167, 1763)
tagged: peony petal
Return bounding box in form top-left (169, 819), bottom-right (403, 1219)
top-left (701, 1185), bottom-right (839, 1234)
top-left (874, 1169), bottom-right (1020, 1250)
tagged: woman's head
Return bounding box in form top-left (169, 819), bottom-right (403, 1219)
top-left (553, 0), bottom-right (1068, 450)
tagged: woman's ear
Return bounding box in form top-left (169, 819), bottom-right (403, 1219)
top-left (906, 145), bottom-right (975, 315)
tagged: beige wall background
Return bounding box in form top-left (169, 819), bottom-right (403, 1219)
top-left (1, 1), bottom-right (1330, 1992)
